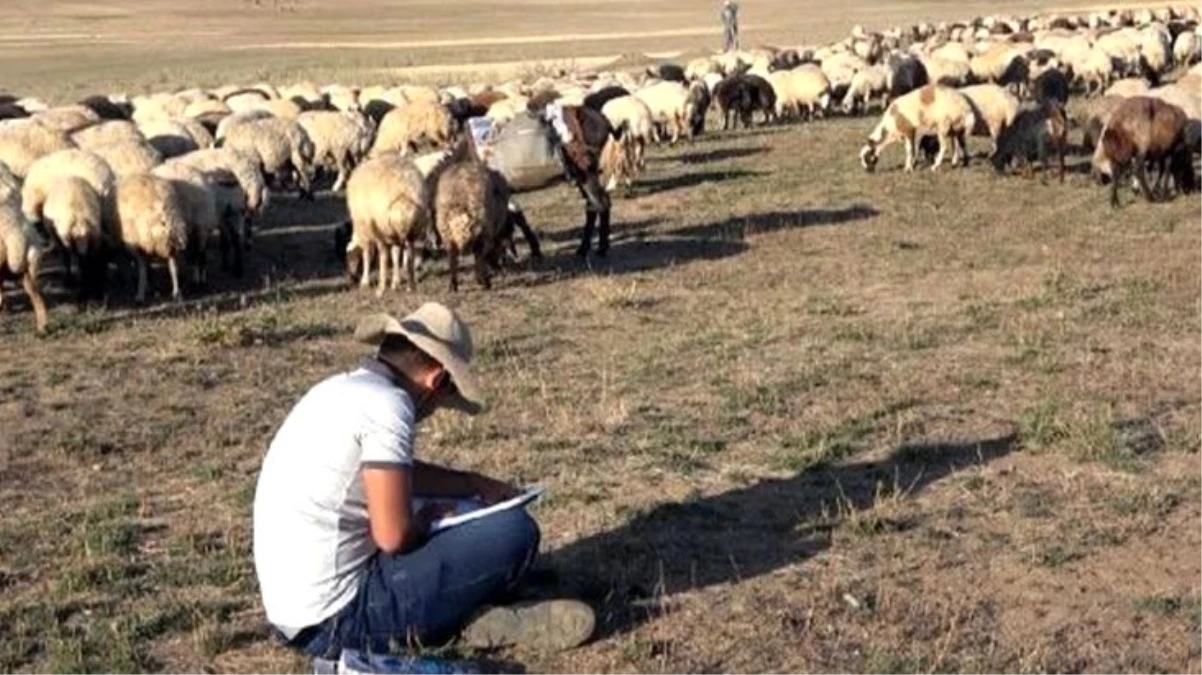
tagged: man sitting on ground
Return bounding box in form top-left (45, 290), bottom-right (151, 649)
top-left (253, 302), bottom-right (595, 659)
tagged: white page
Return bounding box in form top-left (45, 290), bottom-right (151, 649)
top-left (412, 486), bottom-right (545, 534)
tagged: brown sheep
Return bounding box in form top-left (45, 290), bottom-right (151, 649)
top-left (1091, 96), bottom-right (1194, 207)
top-left (429, 139), bottom-right (510, 292)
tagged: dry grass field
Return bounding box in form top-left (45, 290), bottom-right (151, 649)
top-left (2, 1), bottom-right (1201, 674)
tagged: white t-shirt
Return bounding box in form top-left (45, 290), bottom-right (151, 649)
top-left (253, 362), bottom-right (416, 631)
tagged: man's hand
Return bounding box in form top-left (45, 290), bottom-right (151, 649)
top-left (468, 473), bottom-right (521, 505)
top-left (416, 500), bottom-right (459, 532)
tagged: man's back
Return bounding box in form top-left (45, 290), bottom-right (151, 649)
top-left (253, 365), bottom-right (416, 630)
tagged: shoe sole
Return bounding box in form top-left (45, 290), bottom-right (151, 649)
top-left (461, 599), bottom-right (596, 651)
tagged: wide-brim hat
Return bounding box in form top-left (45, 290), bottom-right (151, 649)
top-left (353, 302), bottom-right (486, 415)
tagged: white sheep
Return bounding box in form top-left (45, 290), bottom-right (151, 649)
top-left (169, 147), bottom-right (268, 221)
top-left (842, 64), bottom-right (890, 114)
top-left (484, 97), bottom-right (530, 126)
top-left (138, 117), bottom-right (215, 158)
top-left (22, 149), bottom-right (115, 224)
top-left (920, 54), bottom-right (972, 87)
top-left (344, 153), bottom-right (430, 295)
top-left (31, 105), bottom-right (101, 132)
top-left (1105, 77), bottom-right (1151, 98)
top-left (42, 175), bottom-right (104, 283)
top-left (323, 85), bottom-right (362, 113)
top-left (153, 161), bottom-right (249, 276)
top-left (106, 173), bottom-right (192, 302)
top-left (71, 121), bottom-right (144, 150)
top-left (89, 139), bottom-right (163, 178)
top-left (370, 100), bottom-right (454, 156)
top-left (634, 80), bottom-right (691, 144)
top-left (769, 66), bottom-right (832, 121)
top-left (297, 110), bottom-right (376, 192)
top-left (859, 84), bottom-right (975, 172)
top-left (1173, 31), bottom-right (1200, 66)
top-left (219, 116), bottom-right (315, 196)
top-left (0, 120), bottom-right (76, 178)
top-left (0, 201), bottom-right (48, 334)
top-left (601, 95), bottom-right (653, 169)
top-left (958, 83), bottom-right (1020, 156)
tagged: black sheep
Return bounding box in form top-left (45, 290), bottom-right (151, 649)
top-left (888, 56), bottom-right (929, 99)
top-left (583, 85), bottom-right (630, 112)
top-left (649, 63), bottom-right (687, 83)
top-left (78, 95), bottom-right (132, 120)
top-left (1032, 69), bottom-right (1070, 108)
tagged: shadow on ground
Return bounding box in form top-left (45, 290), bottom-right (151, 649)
top-left (541, 426), bottom-right (1018, 640)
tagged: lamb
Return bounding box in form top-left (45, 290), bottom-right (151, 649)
top-left (105, 173), bottom-right (195, 302)
top-left (218, 116), bottom-right (315, 198)
top-left (41, 176), bottom-right (106, 296)
top-left (369, 100), bottom-right (454, 156)
top-left (842, 64), bottom-right (890, 114)
top-left (343, 153), bottom-right (430, 294)
top-left (0, 120), bottom-right (76, 178)
top-left (1091, 96), bottom-right (1193, 207)
top-left (992, 101), bottom-right (1068, 182)
top-left (429, 140), bottom-right (511, 292)
top-left (21, 149), bottom-right (115, 224)
top-left (769, 67), bottom-right (831, 121)
top-left (958, 83), bottom-right (1020, 156)
top-left (859, 85), bottom-right (975, 172)
top-left (600, 95), bottom-right (653, 169)
top-left (0, 201), bottom-right (48, 334)
top-left (297, 110), bottom-right (375, 192)
top-left (634, 80), bottom-right (693, 143)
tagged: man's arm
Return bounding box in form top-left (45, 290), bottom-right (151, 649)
top-left (414, 460), bottom-right (520, 504)
top-left (363, 465), bottom-right (426, 554)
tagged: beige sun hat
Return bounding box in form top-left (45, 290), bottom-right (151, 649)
top-left (353, 302), bottom-right (486, 415)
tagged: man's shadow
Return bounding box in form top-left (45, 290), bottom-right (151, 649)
top-left (538, 426), bottom-right (1018, 640)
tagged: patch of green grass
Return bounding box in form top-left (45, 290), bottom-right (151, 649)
top-left (1130, 594), bottom-right (1184, 616)
top-left (193, 312), bottom-right (339, 348)
top-left (81, 520), bottom-right (141, 559)
top-left (1018, 395), bottom-right (1068, 451)
top-left (1034, 544), bottom-right (1082, 568)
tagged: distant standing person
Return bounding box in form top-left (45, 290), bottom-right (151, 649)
top-left (721, 0), bottom-right (740, 52)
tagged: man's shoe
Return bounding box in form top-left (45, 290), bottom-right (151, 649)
top-left (461, 599), bottom-right (595, 651)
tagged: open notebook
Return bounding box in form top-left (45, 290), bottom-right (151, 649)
top-left (413, 487), bottom-right (545, 534)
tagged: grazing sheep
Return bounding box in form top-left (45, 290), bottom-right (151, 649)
top-left (859, 85), bottom-right (975, 172)
top-left (969, 44), bottom-right (1030, 94)
top-left (992, 101), bottom-right (1068, 182)
top-left (918, 54), bottom-right (970, 87)
top-left (0, 201), bottom-right (48, 334)
top-left (297, 110), bottom-right (375, 192)
top-left (247, 97), bottom-right (304, 120)
top-left (214, 109), bottom-right (275, 143)
top-left (601, 95), bottom-right (653, 169)
top-left (139, 117), bottom-right (215, 158)
top-left (1173, 31), bottom-right (1200, 65)
top-left (1092, 96), bottom-right (1194, 206)
top-left (428, 140), bottom-right (511, 292)
top-left (958, 83), bottom-right (1020, 156)
top-left (685, 81), bottom-right (712, 137)
top-left (224, 88), bottom-right (272, 114)
top-left (169, 147), bottom-right (268, 221)
top-left (183, 98), bottom-right (232, 125)
top-left (31, 105), bottom-right (101, 133)
top-left (1073, 48), bottom-right (1118, 95)
top-left (1105, 77), bottom-right (1151, 98)
top-left (370, 100), bottom-right (454, 156)
top-left (41, 176), bottom-right (106, 297)
top-left (219, 116), bottom-right (315, 198)
top-left (78, 95), bottom-right (133, 121)
top-left (713, 74), bottom-right (777, 130)
top-left (769, 67), bottom-right (831, 121)
top-left (0, 120), bottom-right (76, 178)
top-left (106, 173), bottom-right (191, 302)
top-left (842, 64), bottom-right (890, 114)
top-left (21, 149), bottom-right (115, 224)
top-left (89, 139), bottom-right (163, 177)
top-left (634, 80), bottom-right (693, 143)
top-left (583, 86), bottom-right (630, 112)
top-left (152, 162), bottom-right (248, 277)
top-left (344, 153), bottom-right (430, 294)
top-left (1032, 68), bottom-right (1070, 107)
top-left (71, 120), bottom-right (144, 150)
top-left (649, 63), bottom-right (687, 83)
top-left (599, 125), bottom-right (639, 193)
top-left (1078, 95), bottom-right (1127, 151)
top-left (323, 85), bottom-right (362, 113)
top-left (1146, 83), bottom-right (1202, 122)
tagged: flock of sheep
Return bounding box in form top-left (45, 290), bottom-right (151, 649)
top-left (1, 3), bottom-right (1200, 335)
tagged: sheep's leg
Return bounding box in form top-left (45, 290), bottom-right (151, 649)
top-left (1110, 165), bottom-right (1123, 208)
top-left (332, 163), bottom-right (348, 193)
top-left (932, 132), bottom-right (949, 171)
top-left (375, 244), bottom-right (389, 297)
top-left (389, 244), bottom-right (402, 291)
top-left (447, 244), bottom-right (460, 293)
top-left (360, 241), bottom-right (374, 289)
top-left (135, 253), bottom-right (149, 304)
top-left (1133, 158), bottom-right (1156, 203)
top-left (903, 134), bottom-right (916, 172)
top-left (472, 239), bottom-right (492, 291)
top-left (167, 256), bottom-right (182, 302)
top-left (957, 131), bottom-right (970, 167)
top-left (404, 243), bottom-right (417, 292)
top-left (20, 269), bottom-right (48, 335)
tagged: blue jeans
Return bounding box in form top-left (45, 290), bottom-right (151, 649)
top-left (292, 509), bottom-right (540, 658)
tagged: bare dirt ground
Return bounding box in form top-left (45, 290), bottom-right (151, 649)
top-left (1, 1), bottom-right (1201, 674)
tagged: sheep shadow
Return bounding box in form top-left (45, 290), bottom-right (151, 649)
top-left (670, 204), bottom-right (880, 241)
top-left (539, 426), bottom-right (1019, 641)
top-left (668, 146), bottom-right (770, 165)
top-left (630, 168), bottom-right (765, 197)
top-left (537, 235), bottom-right (749, 279)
